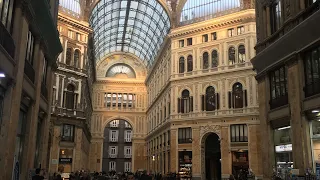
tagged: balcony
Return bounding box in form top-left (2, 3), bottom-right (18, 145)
top-left (269, 94), bottom-right (289, 110)
top-left (51, 106), bottom-right (85, 118)
top-left (304, 81), bottom-right (320, 98)
top-left (124, 154), bottom-right (132, 158)
top-left (110, 139), bottom-right (118, 142)
top-left (57, 62), bottom-right (87, 74)
top-left (109, 154), bottom-right (117, 158)
top-left (24, 61), bottom-right (35, 83)
top-left (0, 23), bottom-right (15, 58)
top-left (124, 138), bottom-right (132, 143)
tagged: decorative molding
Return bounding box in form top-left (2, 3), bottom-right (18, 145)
top-left (199, 124), bottom-right (221, 138)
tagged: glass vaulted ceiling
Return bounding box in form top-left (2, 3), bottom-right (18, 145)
top-left (90, 0), bottom-right (171, 67)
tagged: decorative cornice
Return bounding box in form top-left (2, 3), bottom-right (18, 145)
top-left (58, 14), bottom-right (92, 33)
top-left (169, 10), bottom-right (256, 38)
top-left (95, 80), bottom-right (145, 86)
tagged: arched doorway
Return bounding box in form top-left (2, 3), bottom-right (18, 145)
top-left (204, 133), bottom-right (221, 180)
top-left (102, 119), bottom-right (133, 173)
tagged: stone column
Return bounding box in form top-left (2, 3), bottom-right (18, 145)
top-left (248, 124), bottom-right (262, 177)
top-left (221, 125), bottom-right (232, 178)
top-left (287, 59), bottom-right (312, 174)
top-left (170, 129), bottom-right (177, 172)
top-left (49, 126), bottom-right (61, 173)
top-left (192, 128), bottom-right (201, 180)
top-left (89, 138), bottom-right (104, 172)
top-left (74, 128), bottom-right (83, 171)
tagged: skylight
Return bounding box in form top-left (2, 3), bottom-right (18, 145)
top-left (90, 0), bottom-right (171, 67)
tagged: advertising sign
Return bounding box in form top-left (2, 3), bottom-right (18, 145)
top-left (275, 144), bottom-right (292, 152)
top-left (59, 158), bottom-right (72, 164)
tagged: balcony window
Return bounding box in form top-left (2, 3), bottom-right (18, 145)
top-left (124, 162), bottom-right (131, 172)
top-left (229, 82), bottom-right (247, 109)
top-left (230, 124), bottom-right (248, 142)
top-left (202, 86), bottom-right (220, 111)
top-left (203, 52), bottom-right (209, 69)
top-left (125, 121), bottom-right (131, 128)
top-left (211, 32), bottom-right (217, 40)
top-left (187, 38), bottom-right (192, 46)
top-left (178, 89), bottom-right (193, 113)
top-left (109, 161), bottom-right (116, 171)
top-left (269, 66), bottom-right (288, 109)
top-left (124, 146), bottom-right (132, 156)
top-left (270, 1), bottom-right (282, 34)
top-left (110, 120), bottom-right (119, 128)
top-left (110, 130), bottom-right (118, 142)
top-left (42, 58), bottom-right (48, 84)
top-left (228, 28), bottom-right (234, 37)
top-left (179, 56), bottom-right (185, 73)
top-left (178, 127), bottom-right (192, 144)
top-left (212, 50), bottom-right (219, 68)
top-left (61, 124), bottom-right (75, 142)
top-left (0, 0), bottom-right (14, 29)
top-left (228, 47), bottom-right (236, 65)
top-left (237, 26), bottom-right (245, 35)
top-left (187, 55), bottom-right (193, 72)
top-left (26, 31), bottom-right (35, 63)
top-left (202, 34), bottom-right (208, 42)
top-left (74, 49), bottom-right (80, 68)
top-left (66, 48), bottom-right (72, 65)
top-left (238, 45), bottom-right (246, 63)
top-left (65, 84), bottom-right (76, 109)
top-left (125, 130), bottom-right (132, 142)
top-left (304, 46), bottom-right (320, 97)
top-left (76, 32), bottom-right (81, 41)
top-left (109, 146), bottom-right (117, 155)
top-left (179, 40), bottom-right (184, 48)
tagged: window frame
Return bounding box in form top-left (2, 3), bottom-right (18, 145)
top-left (109, 161), bottom-right (116, 171)
top-left (187, 38), bottom-right (192, 46)
top-left (304, 45), bottom-right (320, 97)
top-left (25, 31), bottom-right (35, 65)
top-left (202, 34), bottom-right (208, 42)
top-left (61, 124), bottom-right (75, 142)
top-left (179, 56), bottom-right (185, 73)
top-left (237, 26), bottom-right (245, 35)
top-left (228, 28), bottom-right (234, 37)
top-left (179, 40), bottom-right (184, 48)
top-left (269, 65), bottom-right (288, 109)
top-left (110, 130), bottom-right (118, 142)
top-left (0, 87), bottom-right (4, 131)
top-left (270, 1), bottom-right (282, 34)
top-left (187, 55), bottom-right (193, 72)
top-left (211, 32), bottom-right (217, 41)
top-left (178, 127), bottom-right (192, 144)
top-left (203, 52), bottom-right (209, 69)
top-left (230, 124), bottom-right (248, 142)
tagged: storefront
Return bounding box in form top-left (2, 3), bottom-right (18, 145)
top-left (178, 151), bottom-right (192, 179)
top-left (58, 149), bottom-right (73, 173)
top-left (232, 150), bottom-right (249, 175)
top-left (309, 109), bottom-right (320, 177)
top-left (274, 126), bottom-right (293, 178)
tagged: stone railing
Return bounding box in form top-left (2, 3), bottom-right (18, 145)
top-left (51, 106), bottom-right (85, 118)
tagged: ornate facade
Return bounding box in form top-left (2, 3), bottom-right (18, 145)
top-left (252, 0), bottom-right (320, 178)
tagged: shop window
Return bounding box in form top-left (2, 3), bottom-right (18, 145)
top-left (228, 28), bottom-right (234, 37)
top-left (66, 48), bottom-right (72, 65)
top-left (269, 66), bottom-right (288, 109)
top-left (237, 26), bottom-right (245, 35)
top-left (110, 130), bottom-right (118, 142)
top-left (228, 47), bottom-right (236, 65)
top-left (202, 34), bottom-right (208, 42)
top-left (178, 127), bottom-right (192, 144)
top-left (304, 45), bottom-right (320, 97)
top-left (58, 149), bottom-right (73, 173)
top-left (211, 50), bottom-right (218, 68)
top-left (274, 126), bottom-right (292, 176)
top-left (230, 124), bottom-right (248, 142)
top-left (270, 1), bottom-right (282, 34)
top-left (178, 90), bottom-right (193, 113)
top-left (187, 38), bottom-right (192, 46)
top-left (178, 151), bottom-right (192, 178)
top-left (238, 45), bottom-right (246, 63)
top-left (74, 49), bottom-right (80, 68)
top-left (179, 57), bottom-right (185, 73)
top-left (109, 161), bottom-right (116, 171)
top-left (211, 32), bottom-right (217, 40)
top-left (124, 162), bottom-right (131, 172)
top-left (203, 52), bottom-right (209, 69)
top-left (232, 151), bottom-right (249, 177)
top-left (187, 55), bottom-right (193, 72)
top-left (61, 124), bottom-right (75, 142)
top-left (179, 40), bottom-right (184, 48)
top-left (202, 86), bottom-right (220, 111)
top-left (65, 84), bottom-right (76, 109)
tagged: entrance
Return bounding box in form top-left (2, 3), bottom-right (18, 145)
top-left (205, 133), bottom-right (221, 180)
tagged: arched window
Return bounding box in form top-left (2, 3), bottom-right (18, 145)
top-left (187, 55), bottom-right (193, 72)
top-left (206, 86), bottom-right (216, 111)
top-left (179, 57), bottom-right (185, 73)
top-left (232, 83), bottom-right (244, 109)
top-left (211, 50), bottom-right (218, 68)
top-left (66, 48), bottom-right (72, 65)
top-left (203, 52), bottom-right (209, 69)
top-left (74, 49), bottom-right (80, 68)
top-left (66, 84), bottom-right (76, 109)
top-left (238, 45), bottom-right (246, 63)
top-left (178, 90), bottom-right (193, 113)
top-left (228, 47), bottom-right (236, 65)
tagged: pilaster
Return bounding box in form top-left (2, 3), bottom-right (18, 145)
top-left (221, 125), bottom-right (232, 177)
top-left (170, 129), bottom-right (177, 172)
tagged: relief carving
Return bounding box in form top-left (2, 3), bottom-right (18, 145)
top-left (200, 125), bottom-right (221, 138)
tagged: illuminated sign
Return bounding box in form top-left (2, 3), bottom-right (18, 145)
top-left (275, 144), bottom-right (292, 152)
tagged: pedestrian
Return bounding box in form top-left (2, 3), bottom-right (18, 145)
top-left (32, 168), bottom-right (44, 180)
top-left (55, 174), bottom-right (63, 180)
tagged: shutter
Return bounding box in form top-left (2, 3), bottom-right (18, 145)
top-left (244, 90), bottom-right (248, 107)
top-left (228, 92), bottom-right (231, 108)
top-left (216, 93), bottom-right (220, 110)
top-left (190, 96), bottom-right (193, 112)
top-left (201, 95), bottom-right (204, 111)
top-left (178, 98), bottom-right (181, 113)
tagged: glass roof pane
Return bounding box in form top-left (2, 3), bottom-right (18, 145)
top-left (90, 0), bottom-right (170, 67)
